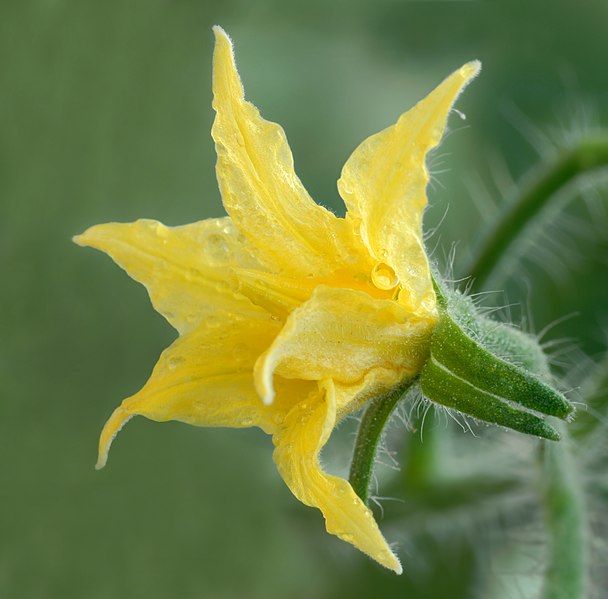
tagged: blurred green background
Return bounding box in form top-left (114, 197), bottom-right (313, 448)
top-left (2, 1), bottom-right (608, 597)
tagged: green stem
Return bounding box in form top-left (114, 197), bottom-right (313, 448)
top-left (540, 426), bottom-right (587, 599)
top-left (349, 381), bottom-right (415, 503)
top-left (402, 410), bottom-right (441, 492)
top-left (571, 353), bottom-right (608, 443)
top-left (467, 137), bottom-right (608, 292)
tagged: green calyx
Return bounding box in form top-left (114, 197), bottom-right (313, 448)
top-left (419, 284), bottom-right (574, 441)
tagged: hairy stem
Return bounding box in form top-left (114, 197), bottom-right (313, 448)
top-left (571, 353), bottom-right (608, 444)
top-left (402, 409), bottom-right (441, 492)
top-left (467, 137), bottom-right (608, 291)
top-left (540, 426), bottom-right (587, 599)
top-left (349, 381), bottom-right (415, 503)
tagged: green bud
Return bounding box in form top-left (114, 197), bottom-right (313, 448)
top-left (420, 282), bottom-right (574, 441)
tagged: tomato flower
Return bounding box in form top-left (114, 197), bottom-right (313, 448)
top-left (75, 26), bottom-right (480, 573)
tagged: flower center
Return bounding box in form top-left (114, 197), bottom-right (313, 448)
top-left (371, 262), bottom-right (399, 291)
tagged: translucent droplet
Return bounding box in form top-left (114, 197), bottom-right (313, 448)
top-left (168, 356), bottom-right (185, 370)
top-left (371, 262), bottom-right (399, 291)
top-left (153, 222), bottom-right (168, 239)
top-left (333, 482), bottom-right (347, 498)
top-left (240, 416), bottom-right (254, 426)
top-left (204, 234), bottom-right (231, 265)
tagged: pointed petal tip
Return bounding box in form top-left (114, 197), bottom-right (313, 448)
top-left (385, 552), bottom-right (403, 575)
top-left (212, 25), bottom-right (231, 45)
top-left (96, 406), bottom-right (134, 471)
top-left (72, 225), bottom-right (106, 248)
top-left (73, 225), bottom-right (102, 247)
top-left (212, 24), bottom-right (235, 63)
top-left (461, 60), bottom-right (482, 80)
top-left (211, 23), bottom-right (244, 107)
top-left (367, 539), bottom-right (402, 574)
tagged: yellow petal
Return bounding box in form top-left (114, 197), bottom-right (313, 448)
top-left (273, 380), bottom-right (402, 573)
top-left (74, 217), bottom-right (266, 334)
top-left (337, 62), bottom-right (481, 315)
top-left (211, 26), bottom-right (357, 277)
top-left (233, 268), bottom-right (313, 319)
top-left (333, 367), bottom-right (408, 419)
top-left (254, 285), bottom-right (435, 405)
top-left (233, 266), bottom-right (404, 321)
top-left (95, 313), bottom-right (311, 469)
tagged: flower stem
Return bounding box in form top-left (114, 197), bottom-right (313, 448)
top-left (402, 409), bottom-right (441, 492)
top-left (349, 381), bottom-right (415, 503)
top-left (571, 353), bottom-right (608, 444)
top-left (540, 426), bottom-right (588, 599)
top-left (467, 137), bottom-right (608, 292)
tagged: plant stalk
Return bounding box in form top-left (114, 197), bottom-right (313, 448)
top-left (349, 381), bottom-right (414, 503)
top-left (540, 426), bottom-right (587, 599)
top-left (467, 137), bottom-right (608, 292)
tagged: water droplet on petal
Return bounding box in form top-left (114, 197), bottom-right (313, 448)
top-left (153, 222), bottom-right (168, 237)
top-left (168, 356), bottom-right (185, 370)
top-left (333, 482), bottom-right (347, 498)
top-left (204, 234), bottom-right (231, 265)
top-left (371, 262), bottom-right (399, 291)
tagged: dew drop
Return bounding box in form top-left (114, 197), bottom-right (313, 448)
top-left (153, 222), bottom-right (168, 239)
top-left (168, 356), bottom-right (185, 370)
top-left (204, 234), bottom-right (231, 265)
top-left (333, 482), bottom-right (347, 498)
top-left (371, 262), bottom-right (399, 291)
top-left (240, 416), bottom-right (254, 426)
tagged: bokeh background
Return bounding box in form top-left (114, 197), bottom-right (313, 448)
top-left (2, 1), bottom-right (608, 597)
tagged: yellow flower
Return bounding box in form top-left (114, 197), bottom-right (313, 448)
top-left (74, 26), bottom-right (479, 574)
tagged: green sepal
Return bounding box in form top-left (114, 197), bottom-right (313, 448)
top-left (421, 356), bottom-right (561, 440)
top-left (420, 284), bottom-right (573, 441)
